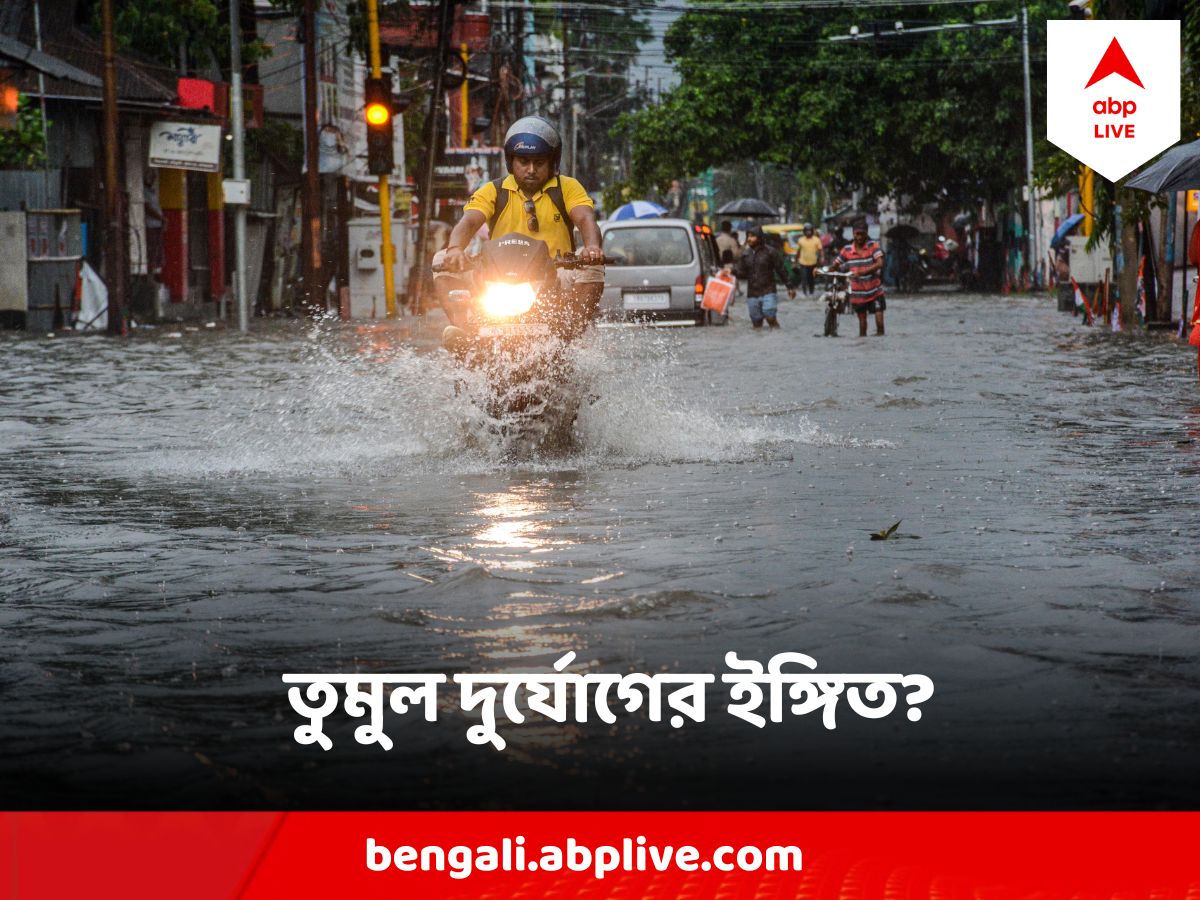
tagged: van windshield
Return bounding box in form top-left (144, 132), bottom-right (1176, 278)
top-left (604, 227), bottom-right (694, 267)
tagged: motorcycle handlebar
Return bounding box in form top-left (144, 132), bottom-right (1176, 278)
top-left (432, 255), bottom-right (615, 274)
top-left (554, 254), bottom-right (618, 269)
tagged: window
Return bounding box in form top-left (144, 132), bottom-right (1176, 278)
top-left (696, 231), bottom-right (717, 271)
top-left (603, 227), bottom-right (694, 267)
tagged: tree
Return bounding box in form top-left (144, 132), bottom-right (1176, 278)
top-left (1037, 0), bottom-right (1198, 328)
top-left (622, 1), bottom-right (1060, 208)
top-left (80, 0), bottom-right (270, 73)
top-left (0, 95), bottom-right (48, 169)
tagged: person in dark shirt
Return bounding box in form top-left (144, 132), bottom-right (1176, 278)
top-left (730, 226), bottom-right (794, 329)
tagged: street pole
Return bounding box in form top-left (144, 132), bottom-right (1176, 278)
top-left (32, 1), bottom-right (51, 199)
top-left (100, 0), bottom-right (126, 335)
top-left (561, 5), bottom-right (570, 172)
top-left (414, 0), bottom-right (454, 316)
top-left (230, 0), bottom-right (249, 332)
top-left (1022, 3), bottom-right (1037, 288)
top-left (460, 43), bottom-right (470, 147)
top-left (366, 0), bottom-right (397, 318)
top-left (571, 100), bottom-right (578, 181)
top-left (301, 0), bottom-right (323, 315)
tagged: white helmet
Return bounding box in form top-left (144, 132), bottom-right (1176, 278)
top-left (503, 116), bottom-right (562, 172)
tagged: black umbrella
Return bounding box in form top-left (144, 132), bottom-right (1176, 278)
top-left (716, 197), bottom-right (778, 217)
top-left (1125, 138), bottom-right (1200, 193)
top-left (885, 223), bottom-right (920, 241)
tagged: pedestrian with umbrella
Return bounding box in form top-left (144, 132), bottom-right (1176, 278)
top-left (716, 197), bottom-right (779, 218)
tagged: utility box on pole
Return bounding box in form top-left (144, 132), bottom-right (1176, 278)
top-left (347, 219), bottom-right (408, 318)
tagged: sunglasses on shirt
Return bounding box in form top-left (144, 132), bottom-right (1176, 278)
top-left (523, 199), bottom-right (539, 233)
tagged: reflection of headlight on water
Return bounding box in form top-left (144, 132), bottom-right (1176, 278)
top-left (480, 282), bottom-right (536, 319)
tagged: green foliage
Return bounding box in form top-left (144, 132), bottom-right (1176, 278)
top-left (624, 1), bottom-right (1062, 206)
top-left (88, 0), bottom-right (271, 70)
top-left (0, 95), bottom-right (48, 169)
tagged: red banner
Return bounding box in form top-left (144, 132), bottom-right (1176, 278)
top-left (4, 812), bottom-right (1199, 899)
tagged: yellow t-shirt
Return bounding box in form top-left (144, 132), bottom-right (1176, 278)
top-left (796, 234), bottom-right (824, 267)
top-left (464, 174), bottom-right (593, 259)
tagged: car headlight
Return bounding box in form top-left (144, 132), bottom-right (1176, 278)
top-left (480, 282), bottom-right (536, 319)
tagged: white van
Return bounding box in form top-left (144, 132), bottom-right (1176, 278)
top-left (598, 218), bottom-right (721, 324)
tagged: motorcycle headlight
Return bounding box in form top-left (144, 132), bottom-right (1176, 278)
top-left (480, 282), bottom-right (537, 320)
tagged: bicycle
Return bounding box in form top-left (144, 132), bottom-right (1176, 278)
top-left (815, 269), bottom-right (852, 337)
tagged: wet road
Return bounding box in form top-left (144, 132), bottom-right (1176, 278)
top-left (2, 293), bottom-right (1198, 809)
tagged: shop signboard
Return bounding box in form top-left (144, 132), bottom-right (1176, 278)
top-left (148, 122), bottom-right (223, 172)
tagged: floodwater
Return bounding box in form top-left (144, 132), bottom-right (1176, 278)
top-left (1, 293), bottom-right (1198, 810)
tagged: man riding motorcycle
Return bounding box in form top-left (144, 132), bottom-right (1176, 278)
top-left (437, 116), bottom-right (605, 345)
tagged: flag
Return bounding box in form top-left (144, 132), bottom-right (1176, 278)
top-left (1136, 258), bottom-right (1146, 321)
top-left (1071, 277), bottom-right (1092, 325)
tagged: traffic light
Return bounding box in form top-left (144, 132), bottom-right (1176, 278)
top-left (364, 75), bottom-right (394, 175)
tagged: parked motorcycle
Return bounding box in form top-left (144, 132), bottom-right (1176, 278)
top-left (434, 233), bottom-right (610, 457)
top-left (922, 236), bottom-right (963, 284)
top-left (816, 268), bottom-right (852, 337)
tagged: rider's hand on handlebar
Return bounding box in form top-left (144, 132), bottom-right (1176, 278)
top-left (442, 246), bottom-right (467, 272)
top-left (577, 245), bottom-right (606, 265)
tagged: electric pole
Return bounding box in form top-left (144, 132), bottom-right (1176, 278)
top-left (301, 0), bottom-right (323, 315)
top-left (100, 0), bottom-right (126, 335)
top-left (414, 0), bottom-right (454, 316)
top-left (230, 0), bottom-right (249, 331)
top-left (1021, 3), bottom-right (1037, 287)
top-left (561, 6), bottom-right (571, 172)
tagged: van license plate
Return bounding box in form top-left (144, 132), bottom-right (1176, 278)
top-left (623, 291), bottom-right (671, 310)
top-left (478, 323), bottom-right (551, 338)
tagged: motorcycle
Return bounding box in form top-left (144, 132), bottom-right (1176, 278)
top-left (920, 236), bottom-right (963, 286)
top-left (815, 268), bottom-right (852, 337)
top-left (434, 233), bottom-right (609, 457)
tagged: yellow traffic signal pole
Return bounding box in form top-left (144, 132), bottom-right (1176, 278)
top-left (366, 0), bottom-right (397, 318)
top-left (1080, 166), bottom-right (1094, 237)
top-left (461, 43), bottom-right (469, 146)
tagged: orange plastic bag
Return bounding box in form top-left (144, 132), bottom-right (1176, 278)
top-left (701, 272), bottom-right (735, 316)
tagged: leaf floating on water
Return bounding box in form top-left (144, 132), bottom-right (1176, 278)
top-left (869, 520), bottom-right (919, 540)
top-left (870, 520), bottom-right (903, 541)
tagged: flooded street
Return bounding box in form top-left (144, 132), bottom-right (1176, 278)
top-left (2, 292), bottom-right (1199, 810)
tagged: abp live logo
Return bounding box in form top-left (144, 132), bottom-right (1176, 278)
top-left (1047, 20), bottom-right (1179, 182)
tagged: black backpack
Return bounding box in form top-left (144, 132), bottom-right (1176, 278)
top-left (486, 177), bottom-right (576, 253)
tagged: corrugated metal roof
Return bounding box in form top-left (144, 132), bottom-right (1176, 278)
top-left (0, 32), bottom-right (102, 88)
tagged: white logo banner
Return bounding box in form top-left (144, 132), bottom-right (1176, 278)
top-left (1046, 20), bottom-right (1180, 182)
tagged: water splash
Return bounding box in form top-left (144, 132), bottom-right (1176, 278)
top-left (77, 321), bottom-right (840, 479)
